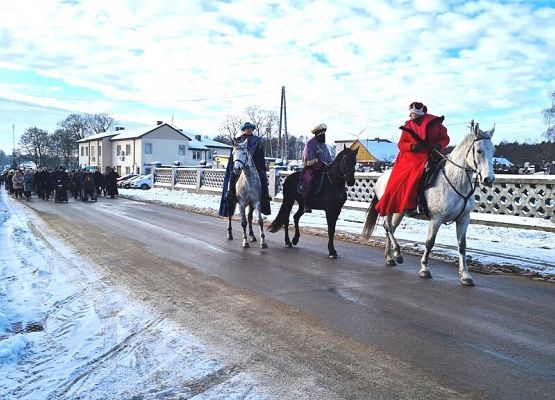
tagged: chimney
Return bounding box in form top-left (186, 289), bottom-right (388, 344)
top-left (375, 137), bottom-right (380, 142)
top-left (195, 134), bottom-right (201, 141)
top-left (156, 120), bottom-right (163, 125)
top-left (115, 126), bottom-right (125, 131)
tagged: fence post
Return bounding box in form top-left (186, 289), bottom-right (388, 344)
top-left (151, 166), bottom-right (156, 187)
top-left (196, 168), bottom-right (202, 193)
top-left (171, 167), bottom-right (176, 190)
top-left (268, 168), bottom-right (277, 198)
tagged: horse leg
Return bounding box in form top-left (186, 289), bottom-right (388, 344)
top-left (257, 206), bottom-right (268, 249)
top-left (420, 219), bottom-right (442, 279)
top-left (389, 213), bottom-right (405, 264)
top-left (456, 215), bottom-right (474, 286)
top-left (383, 216), bottom-right (396, 267)
top-left (292, 203), bottom-right (304, 246)
top-left (248, 205), bottom-right (256, 242)
top-left (324, 209), bottom-right (341, 259)
top-left (240, 207), bottom-right (249, 248)
top-left (227, 216), bottom-right (233, 240)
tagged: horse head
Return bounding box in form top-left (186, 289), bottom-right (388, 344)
top-left (468, 121), bottom-right (496, 187)
top-left (338, 144), bottom-right (359, 186)
top-left (232, 140), bottom-right (250, 175)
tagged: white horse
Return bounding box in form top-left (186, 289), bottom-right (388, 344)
top-left (362, 121), bottom-right (495, 286)
top-left (228, 140), bottom-right (268, 249)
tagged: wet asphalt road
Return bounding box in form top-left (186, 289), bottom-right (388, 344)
top-left (23, 195), bottom-right (555, 399)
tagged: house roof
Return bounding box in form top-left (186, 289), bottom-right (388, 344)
top-left (109, 123), bottom-right (188, 140)
top-left (493, 157), bottom-right (513, 166)
top-left (199, 138), bottom-right (232, 149)
top-left (188, 139), bottom-right (209, 150)
top-left (358, 139), bottom-right (398, 162)
top-left (76, 131), bottom-right (119, 143)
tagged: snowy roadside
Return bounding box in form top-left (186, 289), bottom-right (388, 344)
top-left (119, 188), bottom-right (555, 278)
top-left (0, 191), bottom-right (267, 399)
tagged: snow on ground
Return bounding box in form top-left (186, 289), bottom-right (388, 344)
top-left (120, 188), bottom-right (555, 277)
top-left (0, 190), bottom-right (266, 399)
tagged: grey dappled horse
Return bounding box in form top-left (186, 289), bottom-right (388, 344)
top-left (227, 140), bottom-right (268, 249)
top-left (362, 121), bottom-right (495, 286)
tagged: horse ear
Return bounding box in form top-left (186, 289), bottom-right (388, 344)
top-left (473, 122), bottom-right (480, 138)
top-left (488, 123), bottom-right (495, 138)
top-left (343, 144), bottom-right (347, 150)
top-left (353, 147), bottom-right (359, 155)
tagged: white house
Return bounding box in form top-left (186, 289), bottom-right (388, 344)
top-left (76, 123), bottom-right (229, 175)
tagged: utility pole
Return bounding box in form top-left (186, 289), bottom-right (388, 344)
top-left (278, 86), bottom-right (288, 164)
top-left (12, 124), bottom-right (16, 169)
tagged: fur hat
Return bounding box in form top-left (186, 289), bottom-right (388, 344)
top-left (311, 123), bottom-right (327, 135)
top-left (240, 122), bottom-right (256, 131)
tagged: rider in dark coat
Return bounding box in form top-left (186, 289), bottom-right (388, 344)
top-left (93, 169), bottom-right (104, 195)
top-left (104, 167), bottom-right (119, 198)
top-left (218, 122), bottom-right (271, 216)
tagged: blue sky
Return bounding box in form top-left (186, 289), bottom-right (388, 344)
top-left (1, 0), bottom-right (554, 154)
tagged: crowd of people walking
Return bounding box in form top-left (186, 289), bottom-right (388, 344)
top-left (1, 166), bottom-right (120, 202)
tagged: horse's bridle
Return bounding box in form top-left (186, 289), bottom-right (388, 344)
top-left (434, 136), bottom-right (491, 224)
top-left (233, 147), bottom-right (252, 170)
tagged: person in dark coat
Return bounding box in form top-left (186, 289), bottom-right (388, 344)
top-left (218, 122), bottom-right (271, 216)
top-left (93, 169), bottom-right (104, 196)
top-left (104, 167), bottom-right (119, 198)
top-left (23, 169), bottom-right (34, 201)
top-left (71, 169), bottom-right (83, 200)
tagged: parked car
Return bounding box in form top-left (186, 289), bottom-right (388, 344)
top-left (130, 175), bottom-right (152, 190)
top-left (121, 175), bottom-right (145, 189)
top-left (117, 174), bottom-right (139, 188)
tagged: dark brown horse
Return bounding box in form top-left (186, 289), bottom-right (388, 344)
top-left (268, 146), bottom-right (358, 258)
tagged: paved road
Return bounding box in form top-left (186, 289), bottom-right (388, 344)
top-left (23, 195), bottom-right (555, 399)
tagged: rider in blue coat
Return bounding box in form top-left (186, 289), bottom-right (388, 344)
top-left (218, 122), bottom-right (271, 216)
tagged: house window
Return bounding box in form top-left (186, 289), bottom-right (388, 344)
top-left (91, 146), bottom-right (95, 156)
top-left (126, 144), bottom-right (131, 156)
top-left (98, 145), bottom-right (102, 156)
top-left (207, 152), bottom-right (212, 160)
top-left (193, 150), bottom-right (201, 160)
top-left (116, 144), bottom-right (122, 156)
top-left (145, 143), bottom-right (152, 154)
top-left (85, 147), bottom-right (89, 156)
top-left (125, 166), bottom-right (130, 174)
top-left (178, 145), bottom-right (186, 155)
top-left (81, 147), bottom-right (85, 156)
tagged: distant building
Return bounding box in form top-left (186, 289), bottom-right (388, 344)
top-left (76, 122), bottom-right (231, 175)
top-left (335, 138), bottom-right (398, 167)
top-left (492, 157), bottom-right (513, 172)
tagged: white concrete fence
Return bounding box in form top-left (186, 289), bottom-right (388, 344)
top-left (153, 167), bottom-right (555, 224)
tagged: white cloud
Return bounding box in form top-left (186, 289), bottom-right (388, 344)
top-left (0, 0), bottom-right (553, 152)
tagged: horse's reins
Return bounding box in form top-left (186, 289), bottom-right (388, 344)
top-left (433, 136), bottom-right (490, 224)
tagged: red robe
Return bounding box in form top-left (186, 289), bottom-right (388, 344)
top-left (375, 114), bottom-right (449, 216)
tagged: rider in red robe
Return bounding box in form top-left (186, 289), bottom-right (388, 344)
top-left (375, 102), bottom-right (450, 216)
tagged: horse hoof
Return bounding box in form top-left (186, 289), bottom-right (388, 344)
top-left (250, 237), bottom-right (257, 242)
top-left (385, 259), bottom-right (396, 267)
top-left (227, 234), bottom-right (233, 240)
top-left (394, 256), bottom-right (404, 264)
top-left (329, 254), bottom-right (337, 259)
top-left (419, 270), bottom-right (432, 279)
top-left (292, 237), bottom-right (299, 246)
top-left (242, 243), bottom-right (250, 248)
top-left (285, 243), bottom-right (293, 248)
top-left (261, 243), bottom-right (268, 249)
top-left (461, 278), bottom-right (475, 287)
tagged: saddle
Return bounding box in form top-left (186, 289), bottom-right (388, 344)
top-left (417, 158), bottom-right (446, 218)
top-left (297, 172), bottom-right (325, 196)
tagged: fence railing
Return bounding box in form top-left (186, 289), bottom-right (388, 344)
top-left (153, 167), bottom-right (555, 222)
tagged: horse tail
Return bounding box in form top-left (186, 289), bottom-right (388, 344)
top-left (268, 173), bottom-right (297, 233)
top-left (268, 203), bottom-right (287, 232)
top-left (362, 195), bottom-right (379, 239)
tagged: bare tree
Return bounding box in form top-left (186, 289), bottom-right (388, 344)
top-left (86, 112), bottom-right (116, 134)
top-left (543, 91), bottom-right (555, 141)
top-left (218, 114), bottom-right (242, 143)
top-left (50, 128), bottom-right (77, 167)
top-left (243, 106), bottom-right (279, 157)
top-left (19, 127), bottom-right (51, 166)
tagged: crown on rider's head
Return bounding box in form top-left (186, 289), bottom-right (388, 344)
top-left (311, 123), bottom-right (327, 135)
top-left (409, 102), bottom-right (427, 116)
